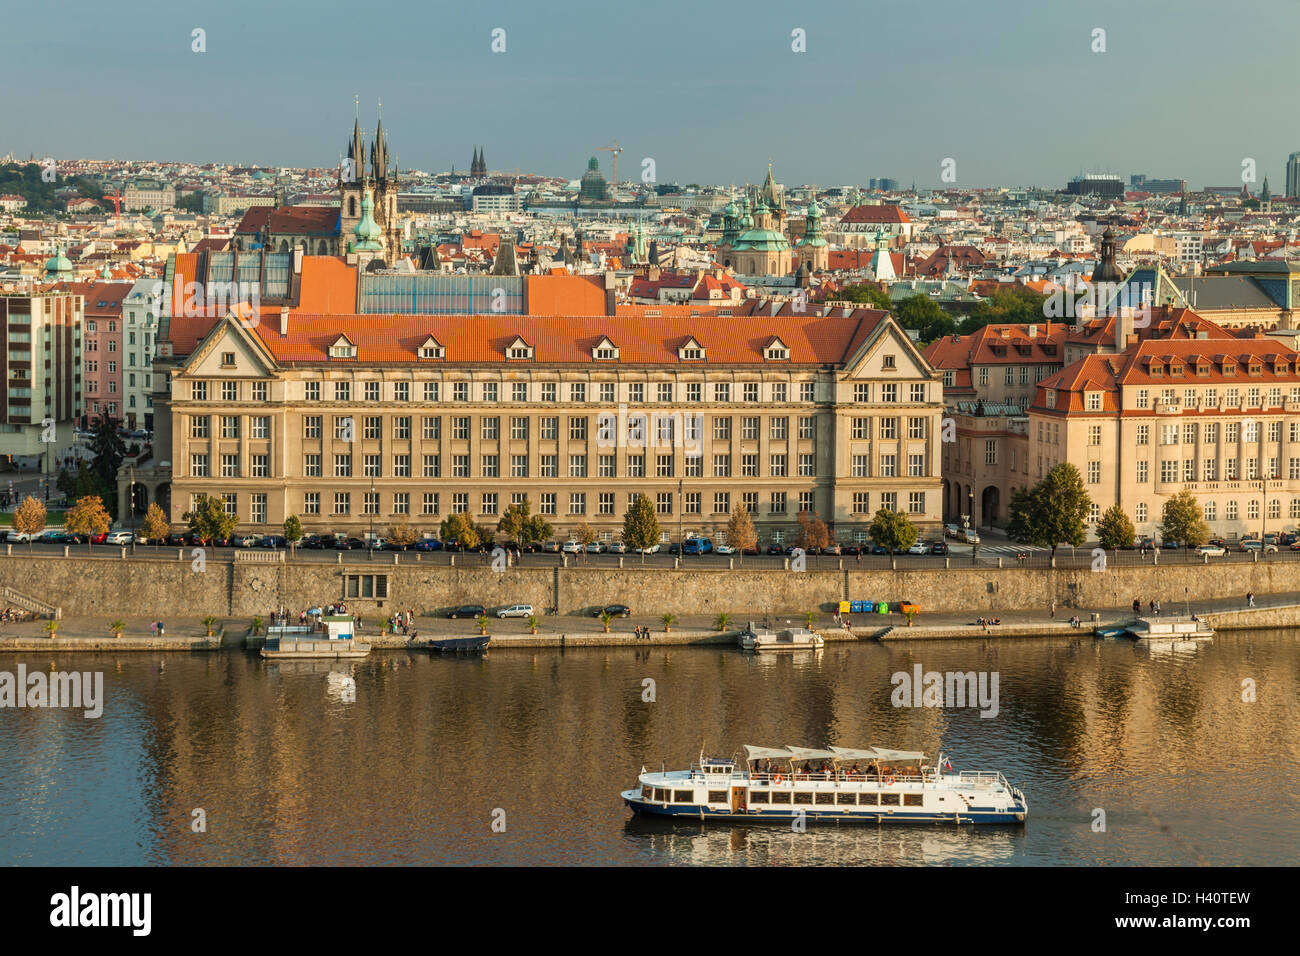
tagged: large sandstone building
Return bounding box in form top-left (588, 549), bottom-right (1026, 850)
top-left (150, 254), bottom-right (945, 544)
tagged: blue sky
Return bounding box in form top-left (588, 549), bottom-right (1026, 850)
top-left (3, 0), bottom-right (1295, 189)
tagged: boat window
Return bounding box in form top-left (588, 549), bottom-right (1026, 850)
top-left (641, 786), bottom-right (652, 800)
top-left (707, 790), bottom-right (727, 803)
top-left (653, 788), bottom-right (666, 802)
top-left (771, 791), bottom-right (793, 804)
top-left (750, 791), bottom-right (770, 804)
top-left (903, 794), bottom-right (923, 807)
top-left (815, 792), bottom-right (836, 805)
top-left (835, 792), bottom-right (858, 805)
top-left (672, 790), bottom-right (693, 802)
top-left (860, 791), bottom-right (879, 806)
top-left (793, 792), bottom-right (813, 805)
top-left (880, 793), bottom-right (901, 806)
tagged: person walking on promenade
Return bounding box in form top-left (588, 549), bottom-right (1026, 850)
top-left (1247, 591), bottom-right (1256, 608)
top-left (1155, 600), bottom-right (1161, 616)
top-left (1132, 597), bottom-right (1141, 616)
top-left (1049, 600), bottom-right (1056, 619)
top-left (1149, 600), bottom-right (1156, 615)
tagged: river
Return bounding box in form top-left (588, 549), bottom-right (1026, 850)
top-left (1, 630), bottom-right (1297, 866)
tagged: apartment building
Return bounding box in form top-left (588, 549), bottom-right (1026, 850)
top-left (159, 307), bottom-right (944, 543)
top-left (122, 277), bottom-right (163, 430)
top-left (0, 290), bottom-right (82, 458)
top-left (51, 280), bottom-right (131, 424)
top-left (1032, 337), bottom-right (1300, 540)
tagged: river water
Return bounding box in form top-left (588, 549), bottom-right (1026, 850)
top-left (1, 630), bottom-right (1297, 866)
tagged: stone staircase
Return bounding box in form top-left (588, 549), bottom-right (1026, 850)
top-left (2, 585), bottom-right (61, 620)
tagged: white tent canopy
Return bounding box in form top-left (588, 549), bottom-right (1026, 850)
top-left (783, 746), bottom-right (838, 762)
top-left (827, 747), bottom-right (883, 762)
top-left (743, 745), bottom-right (794, 762)
top-left (868, 748), bottom-right (927, 762)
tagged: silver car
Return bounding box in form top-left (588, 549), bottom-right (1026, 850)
top-left (497, 604), bottom-right (534, 618)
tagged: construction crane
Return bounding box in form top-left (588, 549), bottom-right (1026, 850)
top-left (596, 140), bottom-right (624, 190)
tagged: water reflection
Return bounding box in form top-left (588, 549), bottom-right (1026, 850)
top-left (0, 631), bottom-right (1296, 865)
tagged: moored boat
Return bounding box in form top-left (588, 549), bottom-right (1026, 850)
top-left (738, 624), bottom-right (824, 652)
top-left (1125, 615), bottom-right (1213, 641)
top-left (429, 635), bottom-right (491, 652)
top-left (622, 745), bottom-right (1027, 824)
top-left (1093, 626), bottom-right (1127, 639)
top-left (261, 616), bottom-right (371, 659)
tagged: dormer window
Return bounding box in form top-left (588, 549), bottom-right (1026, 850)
top-left (763, 338), bottom-right (789, 361)
top-left (220, 351), bottom-right (236, 367)
top-left (418, 336), bottom-right (445, 360)
top-left (592, 336), bottom-right (619, 361)
top-left (329, 335), bottom-right (357, 360)
top-left (678, 337), bottom-right (705, 362)
top-left (506, 336), bottom-right (533, 360)
top-left (882, 354), bottom-right (897, 369)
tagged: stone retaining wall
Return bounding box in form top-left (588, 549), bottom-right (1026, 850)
top-left (2, 553), bottom-right (1299, 620)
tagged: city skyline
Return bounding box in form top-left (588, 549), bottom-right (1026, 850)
top-left (5, 0), bottom-right (1297, 189)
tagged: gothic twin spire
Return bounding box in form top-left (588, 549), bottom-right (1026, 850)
top-left (346, 100), bottom-right (394, 183)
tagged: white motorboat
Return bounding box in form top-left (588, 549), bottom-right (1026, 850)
top-left (738, 623), bottom-right (824, 652)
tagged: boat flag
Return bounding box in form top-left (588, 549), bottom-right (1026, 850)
top-left (943, 758), bottom-right (953, 771)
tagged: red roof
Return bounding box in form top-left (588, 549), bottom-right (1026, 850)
top-left (839, 205), bottom-right (911, 225)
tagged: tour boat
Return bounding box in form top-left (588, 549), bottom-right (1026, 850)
top-left (261, 616), bottom-right (371, 660)
top-left (1125, 615), bottom-right (1213, 641)
top-left (622, 745), bottom-right (1028, 824)
top-left (738, 624), bottom-right (824, 652)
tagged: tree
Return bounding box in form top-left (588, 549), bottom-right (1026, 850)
top-left (201, 616), bottom-right (219, 637)
top-left (1159, 490), bottom-right (1210, 548)
top-left (184, 493), bottom-right (238, 544)
top-left (387, 520), bottom-right (417, 549)
top-left (142, 502), bottom-right (169, 546)
top-left (894, 294), bottom-right (946, 336)
top-left (13, 495), bottom-right (46, 551)
top-left (498, 499), bottom-right (532, 547)
top-left (1008, 467), bottom-right (1091, 560)
top-left (284, 514), bottom-right (304, 552)
top-left (725, 505), bottom-right (757, 565)
top-left (439, 513), bottom-right (480, 550)
top-left (57, 460), bottom-right (109, 503)
top-left (524, 513), bottom-right (553, 548)
top-left (575, 521), bottom-right (597, 558)
top-left (621, 493), bottom-right (660, 563)
top-left (108, 620), bottom-right (125, 639)
top-left (64, 495), bottom-right (111, 550)
top-left (661, 613), bottom-right (677, 633)
top-left (1096, 505), bottom-right (1136, 551)
top-left (87, 415), bottom-right (127, 516)
top-left (868, 508), bottom-right (917, 555)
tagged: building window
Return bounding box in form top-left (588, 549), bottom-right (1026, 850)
top-left (770, 492), bottom-right (787, 515)
top-left (852, 492), bottom-right (869, 514)
top-left (907, 492), bottom-right (925, 515)
top-left (569, 493), bottom-right (587, 515)
top-left (250, 455), bottom-right (269, 478)
top-left (190, 454), bottom-right (209, 477)
top-left (714, 383), bottom-right (731, 402)
top-left (1136, 502), bottom-right (1147, 523)
top-left (333, 492), bottom-right (350, 515)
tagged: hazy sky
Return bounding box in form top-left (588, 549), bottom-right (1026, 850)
top-left (3, 0), bottom-right (1295, 189)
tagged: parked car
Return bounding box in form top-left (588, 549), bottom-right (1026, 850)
top-left (964, 530), bottom-right (981, 545)
top-left (930, 541), bottom-right (949, 555)
top-left (497, 604), bottom-right (534, 618)
top-left (822, 543), bottom-right (842, 556)
top-left (945, 522), bottom-right (963, 539)
top-left (1195, 544), bottom-right (1227, 557)
top-left (447, 604), bottom-right (486, 619)
top-left (742, 545), bottom-right (760, 556)
top-left (1239, 540), bottom-right (1278, 553)
top-left (715, 544), bottom-right (737, 555)
top-left (842, 544), bottom-right (863, 556)
top-left (414, 538), bottom-right (443, 552)
top-left (871, 544), bottom-right (889, 555)
top-left (46, 532), bottom-right (84, 544)
top-left (906, 542), bottom-right (928, 555)
top-left (261, 535), bottom-right (287, 549)
top-left (766, 543), bottom-right (784, 555)
top-left (5, 530), bottom-right (31, 543)
top-left (165, 532), bottom-right (189, 546)
top-left (635, 544), bottom-right (661, 554)
top-left (542, 541), bottom-right (561, 553)
top-left (334, 536), bottom-right (364, 550)
top-left (89, 532), bottom-right (109, 545)
top-left (608, 541), bottom-right (627, 554)
top-left (682, 537), bottom-right (713, 555)
top-left (233, 534), bottom-right (257, 548)
top-left (561, 540), bottom-right (582, 554)
top-left (585, 541), bottom-right (605, 554)
top-left (592, 604), bottom-right (631, 618)
top-left (105, 531), bottom-right (133, 546)
top-left (667, 542), bottom-right (681, 555)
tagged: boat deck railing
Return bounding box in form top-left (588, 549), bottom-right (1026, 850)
top-left (676, 769), bottom-right (1008, 789)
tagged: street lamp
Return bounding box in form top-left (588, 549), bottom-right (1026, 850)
top-left (128, 465), bottom-right (135, 541)
top-left (967, 488), bottom-right (976, 565)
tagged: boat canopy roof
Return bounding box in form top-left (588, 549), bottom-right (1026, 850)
top-left (744, 744), bottom-right (927, 764)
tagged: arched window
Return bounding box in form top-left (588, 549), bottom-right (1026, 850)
top-left (349, 197), bottom-right (357, 217)
top-left (279, 240), bottom-right (288, 253)
top-left (319, 240), bottom-right (328, 255)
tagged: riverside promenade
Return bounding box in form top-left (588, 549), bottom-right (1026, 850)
top-left (2, 590), bottom-right (1295, 651)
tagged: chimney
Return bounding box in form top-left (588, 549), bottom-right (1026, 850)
top-left (279, 306), bottom-right (288, 336)
top-left (293, 246), bottom-right (303, 274)
top-left (1115, 309), bottom-right (1132, 352)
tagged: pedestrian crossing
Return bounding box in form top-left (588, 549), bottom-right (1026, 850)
top-left (974, 544), bottom-right (1048, 554)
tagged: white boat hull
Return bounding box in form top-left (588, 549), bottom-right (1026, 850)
top-left (623, 770), bottom-right (1027, 825)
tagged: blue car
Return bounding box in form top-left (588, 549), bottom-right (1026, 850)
top-left (682, 537), bottom-right (713, 555)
